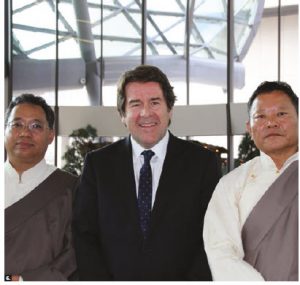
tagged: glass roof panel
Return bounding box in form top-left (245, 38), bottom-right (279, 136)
top-left (13, 2), bottom-right (56, 30)
top-left (103, 40), bottom-right (140, 57)
top-left (194, 0), bottom-right (226, 18)
top-left (58, 7), bottom-right (76, 29)
top-left (103, 13), bottom-right (140, 38)
top-left (13, 30), bottom-right (55, 55)
top-left (193, 20), bottom-right (226, 45)
top-left (12, 0), bottom-right (31, 10)
top-left (11, 0), bottom-right (265, 63)
top-left (147, 0), bottom-right (185, 13)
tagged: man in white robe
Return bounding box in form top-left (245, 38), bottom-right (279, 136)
top-left (203, 81), bottom-right (298, 281)
top-left (5, 94), bottom-right (77, 281)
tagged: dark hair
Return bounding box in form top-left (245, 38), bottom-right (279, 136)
top-left (117, 65), bottom-right (177, 116)
top-left (5, 93), bottom-right (55, 129)
top-left (248, 81), bottom-right (298, 115)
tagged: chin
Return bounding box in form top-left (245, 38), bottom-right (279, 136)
top-left (140, 139), bottom-right (156, 149)
top-left (142, 142), bottom-right (156, 149)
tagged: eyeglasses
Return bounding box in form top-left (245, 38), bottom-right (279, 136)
top-left (6, 120), bottom-right (49, 134)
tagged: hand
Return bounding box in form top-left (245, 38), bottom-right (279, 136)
top-left (11, 275), bottom-right (20, 281)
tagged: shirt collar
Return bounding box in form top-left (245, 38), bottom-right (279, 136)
top-left (131, 131), bottom-right (170, 161)
top-left (259, 152), bottom-right (277, 170)
top-left (5, 158), bottom-right (49, 183)
top-left (260, 151), bottom-right (298, 172)
top-left (282, 152), bottom-right (298, 170)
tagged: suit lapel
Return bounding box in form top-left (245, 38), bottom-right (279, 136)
top-left (115, 137), bottom-right (142, 237)
top-left (150, 134), bottom-right (186, 232)
top-left (118, 134), bottom-right (187, 239)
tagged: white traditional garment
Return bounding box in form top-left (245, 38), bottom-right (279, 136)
top-left (5, 159), bottom-right (56, 208)
top-left (203, 152), bottom-right (298, 281)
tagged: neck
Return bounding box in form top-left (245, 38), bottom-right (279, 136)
top-left (9, 160), bottom-right (39, 176)
top-left (270, 150), bottom-right (297, 170)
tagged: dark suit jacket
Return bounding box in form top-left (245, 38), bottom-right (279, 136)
top-left (73, 132), bottom-right (221, 281)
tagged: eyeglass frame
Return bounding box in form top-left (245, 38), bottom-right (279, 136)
top-left (5, 120), bottom-right (51, 134)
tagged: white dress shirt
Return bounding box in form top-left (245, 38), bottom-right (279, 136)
top-left (203, 152), bottom-right (298, 281)
top-left (5, 159), bottom-right (56, 208)
top-left (131, 131), bottom-right (169, 207)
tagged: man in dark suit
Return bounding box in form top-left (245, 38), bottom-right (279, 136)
top-left (73, 65), bottom-right (221, 280)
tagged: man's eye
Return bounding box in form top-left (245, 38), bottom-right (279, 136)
top-left (12, 122), bottom-right (23, 128)
top-left (254, 114), bottom-right (264, 119)
top-left (278, 112), bottom-right (287, 117)
top-left (31, 123), bottom-right (43, 129)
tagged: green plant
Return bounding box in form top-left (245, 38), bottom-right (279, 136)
top-left (238, 132), bottom-right (260, 164)
top-left (62, 124), bottom-right (110, 176)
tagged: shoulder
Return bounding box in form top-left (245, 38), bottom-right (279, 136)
top-left (170, 134), bottom-right (217, 159)
top-left (83, 138), bottom-right (129, 170)
top-left (51, 168), bottom-right (79, 187)
top-left (88, 138), bottom-right (127, 157)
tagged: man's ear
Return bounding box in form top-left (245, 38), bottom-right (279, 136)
top-left (246, 121), bottom-right (252, 137)
top-left (48, 129), bottom-right (55, 145)
top-left (121, 116), bottom-right (127, 127)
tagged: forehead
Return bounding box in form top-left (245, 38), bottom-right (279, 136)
top-left (251, 91), bottom-right (293, 112)
top-left (125, 81), bottom-right (163, 99)
top-left (9, 103), bottom-right (46, 120)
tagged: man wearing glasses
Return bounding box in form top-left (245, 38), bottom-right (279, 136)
top-left (4, 94), bottom-right (77, 281)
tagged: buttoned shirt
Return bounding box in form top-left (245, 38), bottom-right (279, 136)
top-left (5, 159), bottom-right (56, 208)
top-left (131, 131), bottom-right (169, 208)
top-left (203, 152), bottom-right (298, 281)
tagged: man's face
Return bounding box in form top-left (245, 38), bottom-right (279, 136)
top-left (5, 103), bottom-right (54, 171)
top-left (247, 90), bottom-right (298, 159)
top-left (121, 81), bottom-right (173, 149)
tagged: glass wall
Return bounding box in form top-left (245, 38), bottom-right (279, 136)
top-left (6, 0), bottom-right (299, 172)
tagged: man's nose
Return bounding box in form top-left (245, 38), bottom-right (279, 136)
top-left (19, 125), bottom-right (32, 135)
top-left (266, 116), bottom-right (279, 128)
top-left (140, 104), bottom-right (151, 116)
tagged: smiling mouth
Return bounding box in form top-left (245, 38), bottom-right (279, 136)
top-left (139, 122), bottom-right (157, 128)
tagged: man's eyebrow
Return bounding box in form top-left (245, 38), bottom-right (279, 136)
top-left (255, 105), bottom-right (290, 112)
top-left (128, 99), bottom-right (141, 104)
top-left (10, 117), bottom-right (43, 122)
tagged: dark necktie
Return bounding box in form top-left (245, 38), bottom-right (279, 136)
top-left (138, 150), bottom-right (155, 239)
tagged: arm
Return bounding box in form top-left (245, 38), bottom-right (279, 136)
top-left (73, 153), bottom-right (111, 280)
top-left (20, 236), bottom-right (76, 281)
top-left (187, 153), bottom-right (221, 281)
top-left (203, 178), bottom-right (264, 281)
